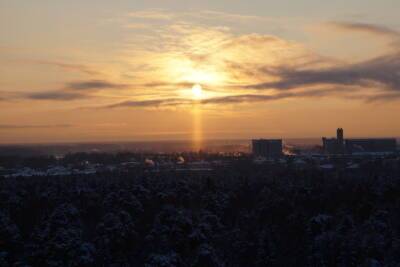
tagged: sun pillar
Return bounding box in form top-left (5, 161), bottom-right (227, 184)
top-left (192, 103), bottom-right (203, 152)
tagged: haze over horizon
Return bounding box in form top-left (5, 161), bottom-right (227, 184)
top-left (2, 0), bottom-right (400, 145)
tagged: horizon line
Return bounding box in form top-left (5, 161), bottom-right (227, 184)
top-left (1, 136), bottom-right (400, 146)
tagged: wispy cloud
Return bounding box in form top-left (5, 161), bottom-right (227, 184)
top-left (128, 9), bottom-right (270, 23)
top-left (5, 14), bottom-right (400, 107)
top-left (26, 91), bottom-right (87, 101)
top-left (100, 87), bottom-right (354, 109)
top-left (128, 9), bottom-right (175, 20)
top-left (95, 43), bottom-right (400, 109)
top-left (19, 80), bottom-right (129, 101)
top-left (190, 10), bottom-right (271, 23)
top-left (0, 124), bottom-right (72, 129)
top-left (326, 21), bottom-right (400, 38)
top-left (365, 92), bottom-right (400, 103)
top-left (33, 60), bottom-right (102, 76)
top-left (104, 98), bottom-right (191, 108)
top-left (245, 52), bottom-right (400, 93)
top-left (67, 80), bottom-right (128, 90)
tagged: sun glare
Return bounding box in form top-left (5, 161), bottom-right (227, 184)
top-left (165, 56), bottom-right (226, 86)
top-left (192, 84), bottom-right (203, 99)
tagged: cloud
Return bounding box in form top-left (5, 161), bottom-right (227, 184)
top-left (245, 52), bottom-right (400, 92)
top-left (7, 16), bottom-right (400, 108)
top-left (7, 79), bottom-right (193, 102)
top-left (0, 124), bottom-right (72, 129)
top-left (365, 92), bottom-right (400, 103)
top-left (67, 80), bottom-right (128, 90)
top-left (191, 10), bottom-right (270, 23)
top-left (202, 88), bottom-right (355, 104)
top-left (100, 88), bottom-right (351, 109)
top-left (327, 21), bottom-right (400, 38)
top-left (125, 9), bottom-right (282, 32)
top-left (105, 98), bottom-right (191, 108)
top-left (72, 22), bottom-right (400, 108)
top-left (138, 81), bottom-right (195, 88)
top-left (22, 48), bottom-right (400, 104)
top-left (26, 91), bottom-right (86, 101)
top-left (18, 79), bottom-right (129, 102)
top-left (128, 9), bottom-right (270, 23)
top-left (33, 60), bottom-right (102, 76)
top-left (200, 92), bottom-right (315, 105)
top-left (129, 10), bottom-right (174, 20)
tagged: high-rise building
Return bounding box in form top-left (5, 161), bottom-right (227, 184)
top-left (322, 128), bottom-right (345, 154)
top-left (323, 128), bottom-right (397, 155)
top-left (252, 139), bottom-right (283, 158)
top-left (337, 128), bottom-right (344, 145)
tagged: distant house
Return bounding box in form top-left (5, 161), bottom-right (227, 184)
top-left (252, 139), bottom-right (283, 158)
top-left (345, 138), bottom-right (397, 154)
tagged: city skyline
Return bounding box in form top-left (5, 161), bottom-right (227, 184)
top-left (1, 1), bottom-right (400, 144)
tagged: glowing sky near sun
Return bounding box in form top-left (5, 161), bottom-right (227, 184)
top-left (1, 0), bottom-right (400, 143)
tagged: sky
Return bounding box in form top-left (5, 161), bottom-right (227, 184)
top-left (1, 0), bottom-right (400, 144)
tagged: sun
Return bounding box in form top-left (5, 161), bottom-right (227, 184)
top-left (192, 84), bottom-right (203, 99)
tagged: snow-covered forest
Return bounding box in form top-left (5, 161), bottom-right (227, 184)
top-left (1, 156), bottom-right (400, 266)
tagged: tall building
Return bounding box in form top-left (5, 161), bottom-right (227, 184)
top-left (337, 128), bottom-right (344, 145)
top-left (323, 128), bottom-right (397, 155)
top-left (322, 128), bottom-right (345, 154)
top-left (252, 139), bottom-right (283, 158)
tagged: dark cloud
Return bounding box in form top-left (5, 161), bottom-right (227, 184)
top-left (365, 92), bottom-right (400, 103)
top-left (201, 88), bottom-right (349, 105)
top-left (3, 80), bottom-right (198, 103)
top-left (101, 88), bottom-right (348, 109)
top-left (26, 91), bottom-right (86, 101)
top-left (140, 81), bottom-right (194, 88)
top-left (327, 21), bottom-right (400, 37)
top-left (19, 79), bottom-right (128, 101)
top-left (105, 98), bottom-right (191, 108)
top-left (0, 124), bottom-right (72, 129)
top-left (5, 22), bottom-right (400, 106)
top-left (6, 50), bottom-right (400, 104)
top-left (201, 94), bottom-right (285, 104)
top-left (67, 80), bottom-right (128, 90)
top-left (245, 53), bottom-right (400, 92)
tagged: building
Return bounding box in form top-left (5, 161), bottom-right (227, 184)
top-left (252, 139), bottom-right (283, 158)
top-left (322, 138), bottom-right (340, 155)
top-left (322, 128), bottom-right (345, 154)
top-left (323, 128), bottom-right (397, 155)
top-left (337, 128), bottom-right (344, 145)
top-left (346, 138), bottom-right (397, 154)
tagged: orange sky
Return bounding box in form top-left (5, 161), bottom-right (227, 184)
top-left (1, 2), bottom-right (400, 144)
